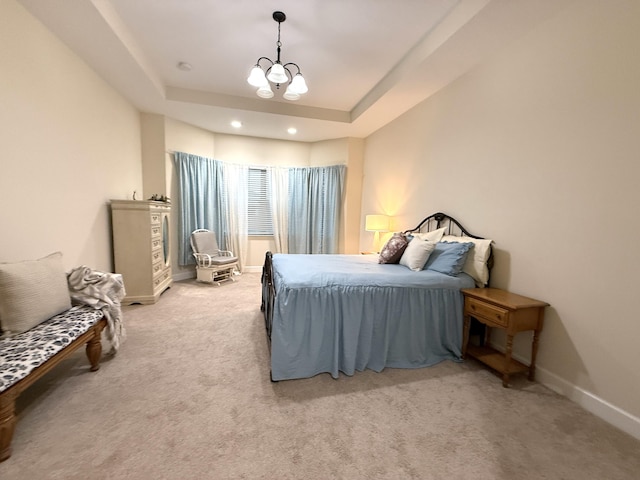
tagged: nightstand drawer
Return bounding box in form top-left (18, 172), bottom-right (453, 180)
top-left (465, 297), bottom-right (509, 327)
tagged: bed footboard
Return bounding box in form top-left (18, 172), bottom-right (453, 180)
top-left (261, 251), bottom-right (275, 342)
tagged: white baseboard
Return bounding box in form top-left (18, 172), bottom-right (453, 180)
top-left (172, 271), bottom-right (195, 282)
top-left (535, 366), bottom-right (640, 440)
top-left (243, 266), bottom-right (262, 273)
top-left (489, 343), bottom-right (640, 440)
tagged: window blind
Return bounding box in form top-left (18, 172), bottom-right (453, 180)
top-left (248, 167), bottom-right (273, 235)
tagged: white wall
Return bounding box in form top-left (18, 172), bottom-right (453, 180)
top-left (362, 0), bottom-right (640, 433)
top-left (0, 0), bottom-right (142, 271)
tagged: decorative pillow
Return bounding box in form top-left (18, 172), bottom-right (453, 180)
top-left (424, 241), bottom-right (474, 276)
top-left (409, 226), bottom-right (446, 243)
top-left (0, 252), bottom-right (71, 335)
top-left (378, 233), bottom-right (409, 264)
top-left (441, 235), bottom-right (493, 286)
top-left (399, 238), bottom-right (437, 271)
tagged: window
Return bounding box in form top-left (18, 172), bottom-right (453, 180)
top-left (248, 168), bottom-right (273, 235)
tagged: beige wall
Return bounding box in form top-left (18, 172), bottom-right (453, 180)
top-left (0, 0), bottom-right (142, 272)
top-left (362, 0), bottom-right (640, 430)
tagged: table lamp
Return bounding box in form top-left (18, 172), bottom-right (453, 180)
top-left (365, 214), bottom-right (390, 253)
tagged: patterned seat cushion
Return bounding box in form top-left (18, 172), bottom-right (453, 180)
top-left (0, 305), bottom-right (103, 393)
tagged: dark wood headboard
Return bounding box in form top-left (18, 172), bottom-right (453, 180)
top-left (404, 212), bottom-right (493, 285)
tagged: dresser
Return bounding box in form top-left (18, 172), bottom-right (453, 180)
top-left (110, 200), bottom-right (172, 305)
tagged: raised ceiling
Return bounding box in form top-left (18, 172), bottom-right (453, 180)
top-left (19, 0), bottom-right (574, 142)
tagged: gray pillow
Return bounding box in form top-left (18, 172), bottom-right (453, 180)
top-left (399, 238), bottom-right (437, 271)
top-left (0, 252), bottom-right (71, 335)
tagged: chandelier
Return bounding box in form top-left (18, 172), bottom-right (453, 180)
top-left (247, 11), bottom-right (308, 101)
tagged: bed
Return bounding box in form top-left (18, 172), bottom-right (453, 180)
top-left (261, 212), bottom-right (493, 381)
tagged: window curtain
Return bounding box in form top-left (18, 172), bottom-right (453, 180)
top-left (267, 166), bottom-right (289, 253)
top-left (174, 152), bottom-right (230, 267)
top-left (222, 162), bottom-right (249, 272)
top-left (287, 165), bottom-right (345, 254)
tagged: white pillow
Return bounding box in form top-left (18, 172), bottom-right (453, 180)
top-left (441, 235), bottom-right (493, 286)
top-left (399, 239), bottom-right (437, 271)
top-left (0, 252), bottom-right (71, 335)
top-left (411, 226), bottom-right (446, 243)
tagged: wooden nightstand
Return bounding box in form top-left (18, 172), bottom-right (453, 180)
top-left (461, 288), bottom-right (549, 387)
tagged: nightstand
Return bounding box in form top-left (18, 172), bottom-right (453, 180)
top-left (461, 288), bottom-right (549, 387)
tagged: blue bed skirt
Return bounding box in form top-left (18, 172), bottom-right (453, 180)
top-left (268, 254), bottom-right (475, 381)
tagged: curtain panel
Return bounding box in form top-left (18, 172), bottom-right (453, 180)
top-left (287, 164), bottom-right (345, 254)
top-left (174, 152), bottom-right (345, 265)
top-left (173, 152), bottom-right (230, 267)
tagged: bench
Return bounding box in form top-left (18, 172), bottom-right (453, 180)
top-left (0, 252), bottom-right (124, 462)
top-left (0, 306), bottom-right (107, 461)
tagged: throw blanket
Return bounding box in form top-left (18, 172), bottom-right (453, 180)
top-left (67, 266), bottom-right (126, 355)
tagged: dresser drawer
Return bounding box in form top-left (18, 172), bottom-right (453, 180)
top-left (150, 213), bottom-right (161, 226)
top-left (465, 297), bottom-right (509, 327)
top-left (151, 237), bottom-right (162, 251)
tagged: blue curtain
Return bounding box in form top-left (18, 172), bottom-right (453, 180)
top-left (174, 152), bottom-right (229, 266)
top-left (288, 165), bottom-right (345, 254)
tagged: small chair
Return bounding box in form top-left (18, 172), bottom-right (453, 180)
top-left (190, 229), bottom-right (239, 285)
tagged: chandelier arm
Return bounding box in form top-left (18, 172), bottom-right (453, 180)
top-left (283, 62), bottom-right (301, 76)
top-left (255, 57), bottom-right (274, 68)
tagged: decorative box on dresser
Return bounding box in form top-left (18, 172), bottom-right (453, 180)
top-left (110, 200), bottom-right (172, 305)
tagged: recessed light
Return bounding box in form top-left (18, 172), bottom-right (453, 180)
top-left (177, 62), bottom-right (192, 71)
top-left (231, 120), bottom-right (242, 128)
top-left (287, 127), bottom-right (297, 135)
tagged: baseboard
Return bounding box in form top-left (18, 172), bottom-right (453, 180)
top-left (172, 271), bottom-right (195, 282)
top-left (535, 366), bottom-right (640, 440)
top-left (243, 266), bottom-right (262, 273)
top-left (489, 343), bottom-right (640, 440)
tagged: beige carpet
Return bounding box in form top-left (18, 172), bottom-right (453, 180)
top-left (1, 273), bottom-right (639, 479)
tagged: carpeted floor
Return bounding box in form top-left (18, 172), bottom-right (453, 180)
top-left (1, 273), bottom-right (639, 479)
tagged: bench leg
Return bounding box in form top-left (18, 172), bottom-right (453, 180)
top-left (0, 391), bottom-right (17, 462)
top-left (86, 324), bottom-right (104, 372)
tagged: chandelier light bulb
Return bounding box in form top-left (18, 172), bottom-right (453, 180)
top-left (256, 84), bottom-right (274, 98)
top-left (288, 73), bottom-right (308, 94)
top-left (283, 88), bottom-right (300, 101)
top-left (267, 63), bottom-right (288, 84)
top-left (247, 66), bottom-right (268, 87)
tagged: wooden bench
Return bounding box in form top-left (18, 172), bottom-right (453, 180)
top-left (0, 306), bottom-right (106, 462)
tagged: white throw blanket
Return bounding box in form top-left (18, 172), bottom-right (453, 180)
top-left (67, 266), bottom-right (126, 355)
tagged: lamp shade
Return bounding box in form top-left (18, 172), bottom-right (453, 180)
top-left (365, 214), bottom-right (390, 232)
top-left (288, 73), bottom-right (308, 94)
top-left (283, 86), bottom-right (300, 101)
top-left (267, 63), bottom-right (288, 84)
top-left (247, 66), bottom-right (268, 87)
top-left (256, 84), bottom-right (274, 98)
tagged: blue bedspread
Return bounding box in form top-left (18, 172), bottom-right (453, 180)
top-left (270, 254), bottom-right (475, 381)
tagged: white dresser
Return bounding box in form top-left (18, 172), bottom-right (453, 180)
top-left (110, 200), bottom-right (172, 305)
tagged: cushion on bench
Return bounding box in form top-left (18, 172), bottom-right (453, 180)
top-left (0, 252), bottom-right (72, 335)
top-left (0, 305), bottom-right (103, 393)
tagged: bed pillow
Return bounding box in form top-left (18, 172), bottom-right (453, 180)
top-left (399, 238), bottom-right (437, 271)
top-left (441, 235), bottom-right (493, 286)
top-left (0, 252), bottom-right (72, 335)
top-left (409, 226), bottom-right (446, 243)
top-left (424, 241), bottom-right (474, 276)
top-left (378, 233), bottom-right (409, 264)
